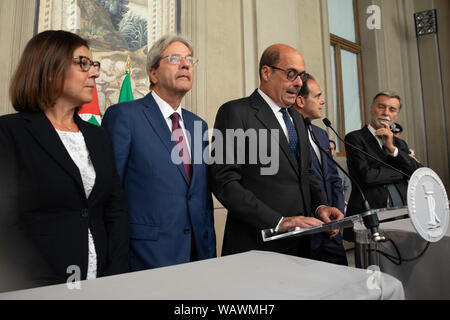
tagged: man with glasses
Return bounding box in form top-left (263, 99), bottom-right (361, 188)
top-left (102, 35), bottom-right (216, 271)
top-left (344, 91), bottom-right (422, 241)
top-left (210, 44), bottom-right (344, 258)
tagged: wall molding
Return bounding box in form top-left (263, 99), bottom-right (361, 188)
top-left (180, 0), bottom-right (207, 119)
top-left (0, 0), bottom-right (36, 116)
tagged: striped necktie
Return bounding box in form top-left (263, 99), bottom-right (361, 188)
top-left (170, 112), bottom-right (192, 183)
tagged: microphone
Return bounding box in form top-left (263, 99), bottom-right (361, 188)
top-left (322, 118), bottom-right (410, 179)
top-left (389, 122), bottom-right (396, 132)
top-left (304, 117), bottom-right (384, 242)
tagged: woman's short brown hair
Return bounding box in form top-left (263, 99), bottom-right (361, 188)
top-left (9, 30), bottom-right (89, 112)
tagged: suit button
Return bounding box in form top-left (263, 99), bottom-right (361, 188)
top-left (184, 228), bottom-right (190, 234)
top-left (81, 208), bottom-right (89, 218)
top-left (187, 195), bottom-right (192, 200)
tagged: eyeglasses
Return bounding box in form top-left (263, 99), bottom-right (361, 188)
top-left (73, 56), bottom-right (101, 72)
top-left (160, 54), bottom-right (198, 66)
top-left (267, 65), bottom-right (306, 82)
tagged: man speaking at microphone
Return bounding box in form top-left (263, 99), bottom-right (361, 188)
top-left (293, 73), bottom-right (348, 265)
top-left (210, 44), bottom-right (344, 259)
top-left (344, 91), bottom-right (422, 241)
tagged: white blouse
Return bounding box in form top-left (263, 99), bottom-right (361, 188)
top-left (56, 129), bottom-right (97, 280)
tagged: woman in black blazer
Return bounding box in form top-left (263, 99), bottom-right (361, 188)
top-left (0, 30), bottom-right (129, 292)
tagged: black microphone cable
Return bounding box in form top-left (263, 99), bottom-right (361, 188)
top-left (304, 117), bottom-right (384, 242)
top-left (320, 118), bottom-right (431, 264)
top-left (366, 238), bottom-right (430, 266)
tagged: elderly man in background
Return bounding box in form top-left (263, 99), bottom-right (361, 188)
top-left (344, 91), bottom-right (422, 241)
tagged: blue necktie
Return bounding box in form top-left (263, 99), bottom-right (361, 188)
top-left (280, 108), bottom-right (299, 167)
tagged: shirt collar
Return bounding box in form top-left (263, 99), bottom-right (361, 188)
top-left (151, 91), bottom-right (183, 121)
top-left (257, 88), bottom-right (283, 114)
top-left (368, 124), bottom-right (378, 137)
top-left (368, 124), bottom-right (383, 147)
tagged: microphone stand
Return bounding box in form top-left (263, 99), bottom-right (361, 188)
top-left (305, 118), bottom-right (385, 242)
top-left (319, 118), bottom-right (433, 266)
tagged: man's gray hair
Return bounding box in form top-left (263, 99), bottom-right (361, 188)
top-left (146, 35), bottom-right (194, 89)
top-left (372, 91), bottom-right (402, 109)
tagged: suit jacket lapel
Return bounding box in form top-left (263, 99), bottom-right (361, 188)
top-left (362, 126), bottom-right (388, 161)
top-left (311, 125), bottom-right (326, 173)
top-left (181, 110), bottom-right (198, 186)
top-left (22, 112), bottom-right (84, 193)
top-left (142, 94), bottom-right (190, 184)
top-left (250, 91), bottom-right (300, 175)
top-left (309, 142), bottom-right (323, 175)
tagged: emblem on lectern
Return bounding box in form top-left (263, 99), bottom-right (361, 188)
top-left (422, 181), bottom-right (441, 229)
top-left (408, 168), bottom-right (449, 242)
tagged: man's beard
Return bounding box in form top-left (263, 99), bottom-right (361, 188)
top-left (374, 116), bottom-right (392, 129)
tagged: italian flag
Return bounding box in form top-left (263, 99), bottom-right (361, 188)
top-left (78, 84), bottom-right (101, 126)
top-left (119, 70), bottom-right (133, 103)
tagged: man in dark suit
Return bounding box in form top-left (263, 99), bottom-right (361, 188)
top-left (210, 44), bottom-right (344, 258)
top-left (102, 35), bottom-right (216, 271)
top-left (293, 74), bottom-right (347, 265)
top-left (344, 91), bottom-right (422, 241)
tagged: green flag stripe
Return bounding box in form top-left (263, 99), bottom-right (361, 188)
top-left (119, 71), bottom-right (133, 103)
top-left (87, 115), bottom-right (101, 126)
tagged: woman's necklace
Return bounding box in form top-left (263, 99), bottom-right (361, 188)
top-left (50, 119), bottom-right (78, 132)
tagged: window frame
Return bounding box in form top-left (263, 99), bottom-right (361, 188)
top-left (329, 0), bottom-right (366, 156)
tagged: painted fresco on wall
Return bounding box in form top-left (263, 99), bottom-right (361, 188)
top-left (36, 0), bottom-right (178, 114)
top-left (79, 0), bottom-right (149, 113)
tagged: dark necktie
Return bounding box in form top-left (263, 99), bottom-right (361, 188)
top-left (376, 136), bottom-right (403, 207)
top-left (280, 108), bottom-right (299, 167)
top-left (170, 112), bottom-right (192, 183)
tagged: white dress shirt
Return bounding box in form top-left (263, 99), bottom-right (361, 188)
top-left (308, 130), bottom-right (322, 165)
top-left (368, 124), bottom-right (398, 157)
top-left (151, 91), bottom-right (192, 155)
top-left (257, 89), bottom-right (292, 142)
